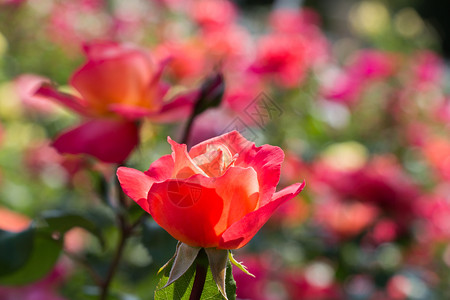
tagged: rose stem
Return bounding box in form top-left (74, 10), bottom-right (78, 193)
top-left (99, 174), bottom-right (133, 300)
top-left (189, 249), bottom-right (209, 300)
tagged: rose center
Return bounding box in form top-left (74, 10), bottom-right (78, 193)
top-left (192, 142), bottom-right (235, 177)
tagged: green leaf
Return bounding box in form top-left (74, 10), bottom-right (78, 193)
top-left (0, 227), bottom-right (34, 276)
top-left (155, 257), bottom-right (195, 300)
top-left (155, 250), bottom-right (236, 300)
top-left (228, 252), bottom-right (255, 277)
top-left (225, 261), bottom-right (236, 300)
top-left (0, 226), bottom-right (63, 285)
top-left (41, 210), bottom-right (105, 247)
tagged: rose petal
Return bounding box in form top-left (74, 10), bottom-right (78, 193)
top-left (53, 119), bottom-right (139, 163)
top-left (240, 144), bottom-right (284, 206)
top-left (190, 130), bottom-right (284, 205)
top-left (168, 137), bottom-right (207, 178)
top-left (35, 84), bottom-right (89, 116)
top-left (149, 90), bottom-right (199, 123)
top-left (148, 175), bottom-right (224, 248)
top-left (213, 167), bottom-right (260, 233)
top-left (144, 154), bottom-right (175, 181)
top-left (109, 104), bottom-right (153, 120)
top-left (71, 49), bottom-right (155, 114)
top-left (117, 155), bottom-right (174, 212)
top-left (83, 41), bottom-right (129, 60)
top-left (189, 130), bottom-right (252, 158)
top-left (117, 167), bottom-right (154, 213)
top-left (219, 181), bottom-right (305, 249)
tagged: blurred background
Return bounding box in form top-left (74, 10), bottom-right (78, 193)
top-left (0, 0), bottom-right (449, 299)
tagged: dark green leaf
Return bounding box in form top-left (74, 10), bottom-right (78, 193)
top-left (0, 227), bottom-right (63, 285)
top-left (225, 261), bottom-right (236, 300)
top-left (0, 227), bottom-right (34, 276)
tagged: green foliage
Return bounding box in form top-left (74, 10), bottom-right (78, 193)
top-left (0, 226), bottom-right (62, 285)
top-left (0, 227), bottom-right (34, 276)
top-left (41, 210), bottom-right (105, 248)
top-left (155, 257), bottom-right (236, 300)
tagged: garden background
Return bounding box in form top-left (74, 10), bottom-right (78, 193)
top-left (1, 0), bottom-right (450, 299)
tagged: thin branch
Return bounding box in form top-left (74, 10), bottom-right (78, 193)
top-left (63, 250), bottom-right (103, 287)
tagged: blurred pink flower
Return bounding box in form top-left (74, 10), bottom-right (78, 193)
top-left (410, 51), bottom-right (444, 89)
top-left (369, 219), bottom-right (398, 244)
top-left (250, 34), bottom-right (308, 88)
top-left (189, 0), bottom-right (237, 31)
top-left (386, 275), bottom-right (410, 300)
top-left (284, 270), bottom-right (342, 300)
top-left (269, 8), bottom-right (322, 33)
top-left (316, 199), bottom-right (379, 238)
top-left (154, 38), bottom-right (210, 83)
top-left (47, 0), bottom-right (110, 53)
top-left (0, 267), bottom-right (67, 300)
top-left (346, 50), bottom-right (397, 80)
top-left (417, 193), bottom-right (450, 242)
top-left (323, 50), bottom-right (397, 104)
top-left (201, 25), bottom-right (252, 71)
top-left (24, 140), bottom-right (87, 183)
top-left (312, 156), bottom-right (420, 231)
top-left (14, 74), bottom-right (58, 115)
top-left (269, 8), bottom-right (329, 64)
top-left (421, 135), bottom-right (450, 180)
top-left (233, 254), bottom-right (342, 300)
top-left (249, 9), bottom-right (327, 88)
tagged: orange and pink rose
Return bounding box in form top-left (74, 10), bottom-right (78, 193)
top-left (117, 131), bottom-right (305, 249)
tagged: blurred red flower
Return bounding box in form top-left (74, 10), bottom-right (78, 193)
top-left (36, 41), bottom-right (195, 163)
top-left (312, 156), bottom-right (420, 233)
top-left (189, 0), bottom-right (237, 31)
top-left (117, 131), bottom-right (305, 249)
top-left (250, 34), bottom-right (308, 88)
top-left (323, 50), bottom-right (397, 105)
